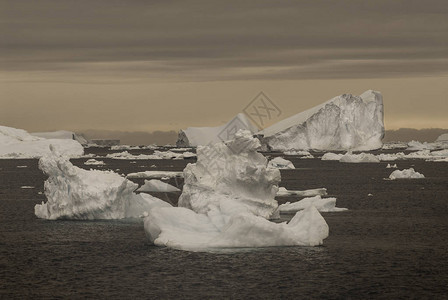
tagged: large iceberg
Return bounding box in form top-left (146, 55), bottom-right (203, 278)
top-left (0, 126), bottom-right (84, 158)
top-left (35, 147), bottom-right (170, 220)
top-left (31, 130), bottom-right (89, 146)
top-left (176, 113), bottom-right (259, 147)
top-left (144, 130), bottom-right (329, 251)
top-left (259, 90), bottom-right (384, 151)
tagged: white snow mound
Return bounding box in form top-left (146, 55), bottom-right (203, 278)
top-left (260, 90), bottom-right (384, 151)
top-left (0, 126), bottom-right (83, 158)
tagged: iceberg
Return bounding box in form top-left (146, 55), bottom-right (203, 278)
top-left (259, 90), bottom-right (384, 151)
top-left (176, 113), bottom-right (259, 147)
top-left (31, 130), bottom-right (89, 146)
top-left (436, 133), bottom-right (448, 142)
top-left (144, 130), bottom-right (329, 251)
top-left (106, 150), bottom-right (196, 160)
top-left (339, 153), bottom-right (380, 163)
top-left (35, 148), bottom-right (170, 220)
top-left (389, 168), bottom-right (425, 180)
top-left (0, 125), bottom-right (84, 158)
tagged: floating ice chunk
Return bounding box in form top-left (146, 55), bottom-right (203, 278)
top-left (386, 163), bottom-right (398, 169)
top-left (34, 150), bottom-right (170, 220)
top-left (17, 165), bottom-right (28, 168)
top-left (127, 171), bottom-right (184, 179)
top-left (389, 168), bottom-right (425, 180)
top-left (110, 145), bottom-right (141, 150)
top-left (136, 179), bottom-right (181, 193)
top-left (84, 159), bottom-right (105, 166)
top-left (21, 186), bottom-right (34, 189)
top-left (279, 196), bottom-right (347, 213)
top-left (177, 113), bottom-right (259, 147)
top-left (407, 140), bottom-right (436, 151)
top-left (339, 153), bottom-right (380, 163)
top-left (145, 206), bottom-right (328, 250)
top-left (276, 187), bottom-right (327, 197)
top-left (283, 150), bottom-right (311, 156)
top-left (107, 150), bottom-right (196, 160)
top-left (382, 142), bottom-right (408, 150)
top-left (145, 130), bottom-right (329, 250)
top-left (0, 125), bottom-right (83, 158)
top-left (321, 153), bottom-right (344, 161)
top-left (259, 90), bottom-right (384, 151)
top-left (268, 157), bottom-right (295, 169)
top-left (377, 153), bottom-right (405, 161)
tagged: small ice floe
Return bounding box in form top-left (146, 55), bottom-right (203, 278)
top-left (283, 150), bottom-right (311, 156)
top-left (368, 193), bottom-right (373, 197)
top-left (111, 145), bottom-right (141, 150)
top-left (321, 153), bottom-right (344, 161)
top-left (21, 186), bottom-right (34, 189)
top-left (16, 165), bottom-right (28, 168)
top-left (127, 171), bottom-right (184, 179)
top-left (278, 196), bottom-right (347, 213)
top-left (389, 168), bottom-right (425, 180)
top-left (276, 187), bottom-right (327, 197)
top-left (339, 153), bottom-right (380, 163)
top-left (267, 157), bottom-right (295, 169)
top-left (386, 163), bottom-right (398, 168)
top-left (136, 179), bottom-right (181, 193)
top-left (130, 161), bottom-right (137, 164)
top-left (106, 150), bottom-right (196, 160)
top-left (84, 159), bottom-right (105, 166)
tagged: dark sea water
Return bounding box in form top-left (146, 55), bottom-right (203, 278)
top-left (1, 148), bottom-right (447, 299)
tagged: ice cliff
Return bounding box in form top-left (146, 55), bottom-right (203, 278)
top-left (259, 90), bottom-right (384, 151)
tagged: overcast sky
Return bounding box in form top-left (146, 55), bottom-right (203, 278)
top-left (1, 0), bottom-right (447, 134)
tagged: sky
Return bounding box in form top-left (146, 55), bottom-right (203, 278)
top-left (1, 0), bottom-right (447, 137)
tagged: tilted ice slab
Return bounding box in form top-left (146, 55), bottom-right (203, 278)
top-left (259, 90), bottom-right (384, 151)
top-left (279, 196), bottom-right (347, 213)
top-left (144, 130), bottom-right (329, 251)
top-left (176, 113), bottom-right (259, 147)
top-left (35, 149), bottom-right (170, 220)
top-left (0, 125), bottom-right (83, 158)
top-left (389, 168), bottom-right (425, 180)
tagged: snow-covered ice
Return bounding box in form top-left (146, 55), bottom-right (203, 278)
top-left (127, 171), bottom-right (184, 179)
top-left (386, 163), bottom-right (398, 169)
top-left (35, 148), bottom-right (170, 220)
top-left (436, 133), bottom-right (448, 142)
top-left (144, 130), bottom-right (329, 251)
top-left (0, 125), bottom-right (84, 158)
top-left (31, 130), bottom-right (88, 146)
top-left (176, 113), bottom-right (259, 147)
top-left (279, 196), bottom-right (347, 213)
top-left (259, 90), bottom-right (384, 151)
top-left (106, 150), bottom-right (195, 160)
top-left (389, 168), bottom-right (425, 180)
top-left (321, 153), bottom-right (344, 161)
top-left (276, 187), bottom-right (328, 197)
top-left (84, 159), bottom-right (105, 166)
top-left (136, 179), bottom-right (181, 193)
top-left (267, 157), bottom-right (295, 169)
top-left (339, 153), bottom-right (380, 163)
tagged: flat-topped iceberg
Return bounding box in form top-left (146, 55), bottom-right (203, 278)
top-left (144, 130), bottom-right (329, 251)
top-left (259, 90), bottom-right (384, 151)
top-left (176, 113), bottom-right (259, 147)
top-left (31, 130), bottom-right (89, 146)
top-left (0, 125), bottom-right (83, 158)
top-left (35, 147), bottom-right (170, 220)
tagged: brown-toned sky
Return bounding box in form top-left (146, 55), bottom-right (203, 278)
top-left (1, 0), bottom-right (447, 135)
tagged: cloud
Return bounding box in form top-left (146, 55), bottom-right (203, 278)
top-left (1, 0), bottom-right (447, 81)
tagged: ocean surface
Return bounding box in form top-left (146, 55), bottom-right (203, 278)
top-left (1, 148), bottom-right (447, 299)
